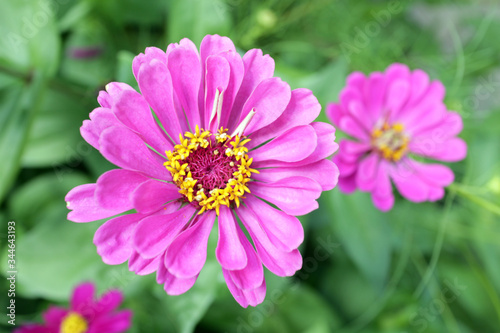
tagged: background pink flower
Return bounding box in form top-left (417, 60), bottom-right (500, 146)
top-left (65, 35), bottom-right (339, 307)
top-left (327, 63), bottom-right (466, 211)
top-left (15, 282), bottom-right (131, 333)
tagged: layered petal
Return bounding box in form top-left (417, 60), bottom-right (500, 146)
top-left (238, 77), bottom-right (291, 135)
top-left (216, 206), bottom-right (247, 270)
top-left (164, 211), bottom-right (216, 278)
top-left (94, 213), bottom-right (145, 265)
top-left (70, 282), bottom-right (95, 312)
top-left (95, 169), bottom-right (148, 211)
top-left (99, 126), bottom-right (170, 180)
top-left (250, 177), bottom-right (322, 216)
top-left (222, 270), bottom-right (266, 308)
top-left (133, 205), bottom-right (196, 258)
top-left (131, 179), bottom-right (181, 214)
top-left (66, 184), bottom-right (124, 223)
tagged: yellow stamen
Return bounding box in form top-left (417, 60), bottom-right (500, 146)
top-left (371, 122), bottom-right (409, 162)
top-left (60, 313), bottom-right (88, 333)
top-left (165, 127), bottom-right (256, 215)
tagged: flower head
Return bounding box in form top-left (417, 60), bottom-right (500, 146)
top-left (15, 282), bottom-right (131, 333)
top-left (327, 63), bottom-right (467, 211)
top-left (65, 35), bottom-right (339, 307)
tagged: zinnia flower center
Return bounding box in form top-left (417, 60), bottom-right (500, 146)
top-left (371, 122), bottom-right (409, 161)
top-left (164, 126), bottom-right (259, 215)
top-left (60, 312), bottom-right (88, 333)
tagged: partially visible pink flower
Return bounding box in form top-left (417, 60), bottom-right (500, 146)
top-left (15, 282), bottom-right (131, 333)
top-left (327, 63), bottom-right (467, 211)
top-left (65, 35), bottom-right (339, 307)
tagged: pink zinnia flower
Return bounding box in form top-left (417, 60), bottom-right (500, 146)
top-left (65, 35), bottom-right (339, 307)
top-left (15, 282), bottom-right (131, 333)
top-left (327, 63), bottom-right (466, 211)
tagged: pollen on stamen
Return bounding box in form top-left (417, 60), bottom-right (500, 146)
top-left (371, 122), bottom-right (409, 162)
top-left (163, 127), bottom-right (256, 215)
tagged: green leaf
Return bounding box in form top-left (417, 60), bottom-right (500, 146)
top-left (326, 190), bottom-right (392, 287)
top-left (21, 89), bottom-right (90, 167)
top-left (0, 0), bottom-right (61, 76)
top-left (167, 0), bottom-right (231, 45)
top-left (0, 72), bottom-right (46, 203)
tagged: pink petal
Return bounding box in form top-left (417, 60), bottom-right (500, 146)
top-left (372, 194), bottom-right (395, 212)
top-left (255, 122), bottom-right (337, 168)
top-left (248, 88), bottom-right (321, 148)
top-left (334, 154), bottom-right (358, 178)
top-left (216, 206), bottom-right (247, 270)
top-left (251, 125), bottom-right (317, 163)
top-left (164, 211), bottom-right (216, 278)
top-left (99, 126), bottom-right (170, 180)
top-left (81, 108), bottom-right (120, 150)
top-left (133, 205), bottom-right (196, 258)
top-left (355, 153), bottom-right (379, 192)
top-left (42, 306), bottom-right (68, 329)
top-left (97, 90), bottom-right (112, 108)
top-left (236, 205), bottom-right (302, 277)
top-left (90, 309), bottom-right (132, 333)
top-left (167, 38), bottom-right (200, 57)
top-left (405, 103), bottom-right (448, 135)
top-left (412, 111), bottom-right (463, 139)
top-left (346, 71), bottom-right (366, 93)
top-left (168, 45), bottom-right (202, 129)
top-left (112, 87), bottom-right (172, 154)
top-left (398, 81), bottom-right (445, 125)
top-left (372, 160), bottom-right (393, 198)
top-left (132, 46), bottom-right (168, 80)
top-left (93, 290), bottom-right (123, 314)
top-left (406, 69), bottom-right (430, 107)
top-left (160, 265), bottom-right (198, 295)
top-left (340, 88), bottom-right (371, 131)
top-left (132, 179), bottom-right (181, 214)
top-left (371, 161), bottom-right (395, 211)
top-left (326, 102), bottom-right (344, 128)
top-left (385, 79), bottom-right (410, 120)
top-left (137, 59), bottom-right (185, 141)
top-left (410, 137), bottom-right (467, 162)
top-left (409, 161), bottom-right (455, 187)
top-left (94, 213), bottom-right (145, 265)
top-left (200, 35), bottom-right (236, 63)
top-left (128, 251), bottom-right (161, 275)
top-left (237, 77), bottom-right (291, 135)
top-left (338, 173), bottom-right (357, 194)
top-left (204, 55), bottom-right (230, 129)
top-left (389, 161), bottom-right (429, 202)
top-left (228, 227), bottom-right (264, 291)
top-left (228, 48), bottom-right (274, 129)
top-left (338, 115), bottom-right (370, 140)
top-left (215, 51), bottom-right (245, 128)
top-left (253, 159), bottom-right (339, 191)
top-left (70, 282), bottom-right (95, 312)
top-left (66, 184), bottom-right (123, 223)
top-left (364, 72), bottom-right (386, 121)
top-left (250, 176), bottom-right (321, 216)
top-left (340, 139), bottom-right (371, 157)
top-left (222, 269), bottom-right (266, 308)
top-left (245, 195), bottom-right (304, 252)
top-left (95, 169), bottom-right (148, 211)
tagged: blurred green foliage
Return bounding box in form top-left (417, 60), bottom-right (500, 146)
top-left (1, 0), bottom-right (500, 332)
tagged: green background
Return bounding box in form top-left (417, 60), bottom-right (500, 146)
top-left (1, 0), bottom-right (500, 332)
